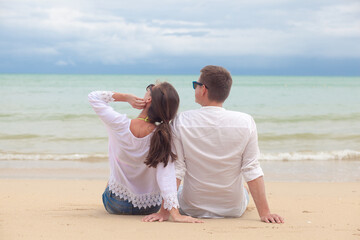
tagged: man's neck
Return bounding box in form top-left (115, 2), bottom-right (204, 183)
top-left (201, 101), bottom-right (223, 107)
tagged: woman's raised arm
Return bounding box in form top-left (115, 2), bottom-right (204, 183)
top-left (111, 92), bottom-right (146, 109)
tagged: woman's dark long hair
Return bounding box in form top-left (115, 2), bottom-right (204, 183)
top-left (145, 82), bottom-right (180, 168)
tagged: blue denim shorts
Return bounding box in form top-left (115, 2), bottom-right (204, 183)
top-left (102, 186), bottom-right (161, 215)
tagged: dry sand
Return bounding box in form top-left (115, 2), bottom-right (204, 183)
top-left (1, 179), bottom-right (359, 240)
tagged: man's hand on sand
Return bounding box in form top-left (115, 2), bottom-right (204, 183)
top-left (260, 213), bottom-right (284, 223)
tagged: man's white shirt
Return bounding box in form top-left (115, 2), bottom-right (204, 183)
top-left (172, 106), bottom-right (264, 218)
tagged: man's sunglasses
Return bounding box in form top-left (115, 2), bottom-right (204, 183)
top-left (146, 84), bottom-right (155, 92)
top-left (192, 81), bottom-right (208, 89)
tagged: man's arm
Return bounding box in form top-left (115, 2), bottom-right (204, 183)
top-left (247, 176), bottom-right (284, 223)
top-left (176, 178), bottom-right (181, 190)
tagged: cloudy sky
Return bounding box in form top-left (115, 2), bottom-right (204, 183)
top-left (1, 0), bottom-right (359, 75)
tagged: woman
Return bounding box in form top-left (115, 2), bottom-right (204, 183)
top-left (88, 82), bottom-right (201, 223)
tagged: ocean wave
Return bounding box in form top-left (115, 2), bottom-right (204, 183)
top-left (1, 150), bottom-right (359, 162)
top-left (255, 113), bottom-right (360, 123)
top-left (0, 153), bottom-right (108, 162)
top-left (0, 134), bottom-right (107, 141)
top-left (259, 133), bottom-right (360, 141)
top-left (3, 113), bottom-right (360, 123)
top-left (3, 133), bottom-right (358, 142)
top-left (46, 114), bottom-right (97, 121)
top-left (0, 134), bottom-right (43, 140)
top-left (49, 137), bottom-right (107, 142)
top-left (0, 113), bottom-right (98, 121)
top-left (260, 150), bottom-right (360, 161)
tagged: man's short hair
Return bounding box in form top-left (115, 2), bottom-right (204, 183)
top-left (199, 65), bottom-right (232, 103)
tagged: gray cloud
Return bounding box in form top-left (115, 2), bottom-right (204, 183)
top-left (0, 0), bottom-right (359, 74)
top-left (162, 31), bottom-right (209, 37)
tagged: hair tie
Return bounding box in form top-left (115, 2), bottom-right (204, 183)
top-left (155, 121), bottom-right (164, 126)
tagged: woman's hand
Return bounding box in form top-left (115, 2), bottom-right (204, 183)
top-left (125, 94), bottom-right (146, 109)
top-left (142, 208), bottom-right (203, 223)
top-left (169, 208), bottom-right (203, 223)
top-left (142, 210), bottom-right (170, 222)
top-left (111, 92), bottom-right (145, 109)
top-left (171, 214), bottom-right (203, 223)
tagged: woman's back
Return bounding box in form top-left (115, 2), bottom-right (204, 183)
top-left (88, 90), bottom-right (175, 209)
top-left (88, 84), bottom-right (201, 222)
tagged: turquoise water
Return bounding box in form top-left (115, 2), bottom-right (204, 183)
top-left (1, 74), bottom-right (360, 162)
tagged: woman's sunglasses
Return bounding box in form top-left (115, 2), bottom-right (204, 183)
top-left (146, 84), bottom-right (155, 92)
top-left (192, 81), bottom-right (208, 89)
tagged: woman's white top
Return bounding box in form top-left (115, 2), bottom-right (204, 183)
top-left (88, 91), bottom-right (179, 210)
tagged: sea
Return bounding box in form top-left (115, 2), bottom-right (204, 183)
top-left (1, 74), bottom-right (359, 181)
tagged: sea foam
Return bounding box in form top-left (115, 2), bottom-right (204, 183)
top-left (1, 150), bottom-right (359, 162)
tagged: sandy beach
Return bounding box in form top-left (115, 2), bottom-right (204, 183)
top-left (1, 178), bottom-right (359, 240)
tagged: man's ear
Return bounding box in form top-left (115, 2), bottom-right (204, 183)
top-left (201, 86), bottom-right (207, 96)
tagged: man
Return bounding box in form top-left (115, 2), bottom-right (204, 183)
top-left (144, 65), bottom-right (283, 223)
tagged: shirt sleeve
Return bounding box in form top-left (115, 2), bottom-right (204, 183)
top-left (241, 117), bottom-right (264, 182)
top-left (156, 161), bottom-right (179, 210)
top-left (171, 116), bottom-right (187, 180)
top-left (88, 91), bottom-right (128, 132)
